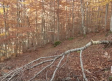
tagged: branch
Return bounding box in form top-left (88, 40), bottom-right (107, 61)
top-left (50, 55), bottom-right (65, 81)
top-left (29, 56), bottom-right (60, 81)
top-left (80, 50), bottom-right (88, 81)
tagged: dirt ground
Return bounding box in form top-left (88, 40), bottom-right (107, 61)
top-left (0, 31), bottom-right (112, 81)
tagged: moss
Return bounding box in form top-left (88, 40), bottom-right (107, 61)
top-left (68, 37), bottom-right (74, 40)
top-left (109, 76), bottom-right (112, 80)
top-left (53, 41), bottom-right (61, 47)
top-left (83, 34), bottom-right (86, 38)
top-left (77, 51), bottom-right (80, 53)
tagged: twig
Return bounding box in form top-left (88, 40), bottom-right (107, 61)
top-left (85, 69), bottom-right (98, 81)
top-left (80, 50), bottom-right (88, 81)
top-left (50, 55), bottom-right (65, 81)
top-left (30, 59), bottom-right (54, 69)
top-left (7, 73), bottom-right (15, 81)
top-left (0, 55), bottom-right (61, 81)
top-left (29, 55), bottom-right (62, 81)
top-left (60, 53), bottom-right (70, 68)
top-left (46, 70), bottom-right (48, 81)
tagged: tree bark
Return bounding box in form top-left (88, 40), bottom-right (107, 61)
top-left (110, 3), bottom-right (112, 32)
top-left (72, 0), bottom-right (75, 37)
top-left (57, 0), bottom-right (60, 41)
top-left (80, 0), bottom-right (86, 35)
top-left (105, 4), bottom-right (109, 30)
top-left (41, 0), bottom-right (46, 45)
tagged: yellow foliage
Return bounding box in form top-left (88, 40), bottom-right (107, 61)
top-left (0, 33), bottom-right (5, 36)
top-left (20, 1), bottom-right (30, 5)
top-left (0, 8), bottom-right (3, 14)
top-left (0, 7), bottom-right (10, 14)
top-left (0, 32), bottom-right (8, 36)
top-left (86, 0), bottom-right (112, 8)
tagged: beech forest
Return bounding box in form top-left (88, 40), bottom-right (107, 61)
top-left (0, 0), bottom-right (112, 81)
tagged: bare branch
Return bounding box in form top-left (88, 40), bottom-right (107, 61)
top-left (29, 56), bottom-right (59, 81)
top-left (80, 50), bottom-right (88, 81)
top-left (60, 53), bottom-right (70, 68)
top-left (50, 55), bottom-right (65, 81)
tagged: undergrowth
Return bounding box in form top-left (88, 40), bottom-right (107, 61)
top-left (53, 41), bottom-right (61, 47)
top-left (68, 37), bottom-right (74, 40)
top-left (105, 30), bottom-right (112, 37)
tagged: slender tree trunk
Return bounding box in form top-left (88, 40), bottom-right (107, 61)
top-left (36, 8), bottom-right (38, 32)
top-left (15, 0), bottom-right (19, 56)
top-left (26, 16), bottom-right (30, 27)
top-left (80, 0), bottom-right (86, 35)
top-left (35, 7), bottom-right (38, 48)
top-left (105, 3), bottom-right (109, 31)
top-left (41, 0), bottom-right (46, 45)
top-left (72, 0), bottom-right (75, 37)
top-left (96, 7), bottom-right (100, 31)
top-left (49, 0), bottom-right (53, 42)
top-left (68, 7), bottom-right (71, 38)
top-left (17, 0), bottom-right (20, 28)
top-left (88, 6), bottom-right (90, 27)
top-left (3, 2), bottom-right (8, 57)
top-left (53, 0), bottom-right (56, 42)
top-left (3, 3), bottom-right (7, 38)
top-left (65, 0), bottom-right (68, 39)
top-left (57, 0), bottom-right (60, 41)
top-left (110, 3), bottom-right (112, 32)
top-left (86, 1), bottom-right (89, 29)
top-left (98, 8), bottom-right (102, 28)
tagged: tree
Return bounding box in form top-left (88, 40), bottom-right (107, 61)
top-left (105, 3), bottom-right (109, 30)
top-left (57, 0), bottom-right (60, 41)
top-left (80, 0), bottom-right (86, 35)
top-left (72, 0), bottom-right (75, 37)
top-left (110, 3), bottom-right (112, 32)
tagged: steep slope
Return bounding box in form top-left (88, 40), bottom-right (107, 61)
top-left (0, 32), bottom-right (112, 81)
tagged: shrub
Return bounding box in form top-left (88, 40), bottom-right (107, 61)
top-left (53, 41), bottom-right (61, 47)
top-left (109, 76), bottom-right (112, 80)
top-left (68, 37), bottom-right (74, 40)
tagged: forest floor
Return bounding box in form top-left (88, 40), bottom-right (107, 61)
top-left (1, 31), bottom-right (112, 81)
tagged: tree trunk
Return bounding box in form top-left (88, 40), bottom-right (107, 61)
top-left (65, 0), bottom-right (68, 39)
top-left (41, 0), bottom-right (46, 45)
top-left (53, 0), bottom-right (56, 42)
top-left (110, 3), bottom-right (112, 32)
top-left (35, 7), bottom-right (38, 48)
top-left (105, 4), bottom-right (109, 30)
top-left (80, 0), bottom-right (86, 35)
top-left (3, 3), bottom-right (7, 38)
top-left (57, 0), bottom-right (60, 41)
top-left (3, 2), bottom-right (8, 57)
top-left (72, 0), bottom-right (75, 37)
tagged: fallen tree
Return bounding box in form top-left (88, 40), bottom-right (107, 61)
top-left (0, 40), bottom-right (112, 81)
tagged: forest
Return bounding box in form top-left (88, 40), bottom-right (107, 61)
top-left (0, 0), bottom-right (112, 81)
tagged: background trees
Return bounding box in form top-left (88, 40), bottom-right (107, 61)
top-left (0, 0), bottom-right (112, 61)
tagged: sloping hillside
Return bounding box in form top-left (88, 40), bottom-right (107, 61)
top-left (0, 32), bottom-right (112, 81)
